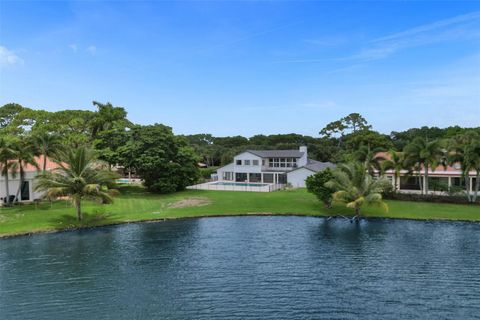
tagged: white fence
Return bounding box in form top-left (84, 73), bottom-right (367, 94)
top-left (116, 178), bottom-right (143, 185)
top-left (187, 182), bottom-right (284, 192)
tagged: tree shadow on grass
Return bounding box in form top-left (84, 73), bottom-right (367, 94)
top-left (48, 210), bottom-right (116, 231)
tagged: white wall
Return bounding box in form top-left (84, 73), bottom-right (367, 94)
top-left (0, 171), bottom-right (43, 202)
top-left (233, 152), bottom-right (263, 173)
top-left (287, 168), bottom-right (315, 188)
top-left (216, 163), bottom-right (235, 181)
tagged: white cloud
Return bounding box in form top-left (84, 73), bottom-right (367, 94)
top-left (69, 44), bottom-right (78, 53)
top-left (86, 45), bottom-right (97, 55)
top-left (348, 11), bottom-right (480, 61)
top-left (0, 46), bottom-right (23, 66)
top-left (371, 11), bottom-right (480, 43)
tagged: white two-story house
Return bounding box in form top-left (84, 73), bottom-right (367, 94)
top-left (216, 146), bottom-right (335, 188)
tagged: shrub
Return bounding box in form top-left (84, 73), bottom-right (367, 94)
top-left (383, 192), bottom-right (479, 205)
top-left (306, 168), bottom-right (335, 208)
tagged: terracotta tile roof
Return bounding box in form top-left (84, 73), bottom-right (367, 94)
top-left (375, 152), bottom-right (473, 175)
top-left (21, 155), bottom-right (61, 172)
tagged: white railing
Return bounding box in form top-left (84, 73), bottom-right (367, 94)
top-left (187, 182), bottom-right (284, 192)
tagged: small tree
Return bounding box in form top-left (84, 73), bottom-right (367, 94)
top-left (449, 132), bottom-right (480, 203)
top-left (404, 137), bottom-right (444, 195)
top-left (325, 162), bottom-right (391, 218)
top-left (306, 168), bottom-right (335, 208)
top-left (32, 131), bottom-right (63, 172)
top-left (381, 150), bottom-right (405, 192)
top-left (35, 147), bottom-right (118, 221)
top-left (0, 137), bottom-right (16, 206)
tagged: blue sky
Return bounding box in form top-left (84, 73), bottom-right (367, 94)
top-left (0, 1), bottom-right (479, 137)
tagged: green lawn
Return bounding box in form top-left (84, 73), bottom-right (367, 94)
top-left (0, 186), bottom-right (479, 237)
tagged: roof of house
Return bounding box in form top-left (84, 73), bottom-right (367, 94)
top-left (21, 155), bottom-right (60, 172)
top-left (303, 159), bottom-right (336, 172)
top-left (375, 151), bottom-right (469, 174)
top-left (245, 149), bottom-right (305, 158)
top-left (287, 159), bottom-right (336, 174)
top-left (216, 162), bottom-right (235, 171)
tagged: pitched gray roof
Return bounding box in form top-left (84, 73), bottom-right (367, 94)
top-left (302, 159), bottom-right (336, 172)
top-left (245, 149), bottom-right (304, 158)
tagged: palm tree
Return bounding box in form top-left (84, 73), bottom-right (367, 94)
top-left (381, 150), bottom-right (405, 192)
top-left (35, 147), bottom-right (118, 221)
top-left (449, 132), bottom-right (480, 202)
top-left (325, 162), bottom-right (392, 219)
top-left (404, 137), bottom-right (444, 195)
top-left (0, 137), bottom-right (16, 206)
top-left (11, 138), bottom-right (38, 202)
top-left (353, 144), bottom-right (386, 176)
top-left (33, 132), bottom-right (63, 172)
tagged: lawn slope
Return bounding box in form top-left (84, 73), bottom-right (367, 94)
top-left (0, 186), bottom-right (479, 237)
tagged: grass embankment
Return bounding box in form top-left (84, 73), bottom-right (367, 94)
top-left (0, 186), bottom-right (479, 237)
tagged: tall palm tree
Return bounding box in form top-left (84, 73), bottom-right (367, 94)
top-left (353, 144), bottom-right (386, 176)
top-left (381, 150), bottom-right (405, 192)
top-left (35, 147), bottom-right (118, 221)
top-left (404, 138), bottom-right (444, 195)
top-left (0, 137), bottom-right (16, 205)
top-left (449, 132), bottom-right (480, 202)
top-left (11, 138), bottom-right (38, 202)
top-left (325, 162), bottom-right (392, 219)
top-left (33, 132), bottom-right (63, 172)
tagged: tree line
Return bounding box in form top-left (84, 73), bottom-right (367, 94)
top-left (305, 115), bottom-right (480, 216)
top-left (1, 103), bottom-right (478, 213)
top-left (0, 102), bottom-right (200, 209)
top-left (184, 113), bottom-right (479, 167)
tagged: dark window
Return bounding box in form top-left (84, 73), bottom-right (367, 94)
top-left (235, 173), bottom-right (247, 182)
top-left (249, 173), bottom-right (262, 183)
top-left (452, 177), bottom-right (466, 188)
top-left (21, 181), bottom-right (30, 201)
top-left (400, 176), bottom-right (422, 190)
top-left (245, 160), bottom-right (250, 165)
top-left (428, 177), bottom-right (448, 192)
top-left (278, 174), bottom-right (287, 184)
top-left (263, 173), bottom-right (274, 183)
top-left (236, 160), bottom-right (242, 165)
top-left (252, 160), bottom-right (259, 166)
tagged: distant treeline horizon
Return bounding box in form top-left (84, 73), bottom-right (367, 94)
top-left (183, 113), bottom-right (480, 166)
top-left (1, 103), bottom-right (478, 167)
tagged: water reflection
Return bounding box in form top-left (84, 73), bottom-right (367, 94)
top-left (1, 217), bottom-right (480, 319)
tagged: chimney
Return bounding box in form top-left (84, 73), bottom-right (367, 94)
top-left (298, 146), bottom-right (308, 167)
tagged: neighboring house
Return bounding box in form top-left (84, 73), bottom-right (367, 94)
top-left (0, 156), bottom-right (59, 203)
top-left (377, 152), bottom-right (478, 194)
top-left (216, 146), bottom-right (335, 188)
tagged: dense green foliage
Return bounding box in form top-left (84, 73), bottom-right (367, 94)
top-left (404, 137), bottom-right (445, 194)
top-left (326, 162), bottom-right (392, 217)
top-left (305, 168), bottom-right (335, 208)
top-left (183, 113), bottom-right (479, 167)
top-left (0, 102), bottom-right (200, 194)
top-left (117, 124), bottom-right (199, 193)
top-left (448, 132), bottom-right (480, 202)
top-left (1, 103), bottom-right (478, 201)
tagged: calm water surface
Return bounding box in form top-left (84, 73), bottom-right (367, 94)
top-left (1, 217), bottom-right (480, 319)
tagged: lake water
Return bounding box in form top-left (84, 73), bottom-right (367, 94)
top-left (1, 217), bottom-right (480, 319)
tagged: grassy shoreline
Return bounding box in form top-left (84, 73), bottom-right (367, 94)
top-left (1, 186), bottom-right (479, 238)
